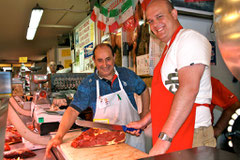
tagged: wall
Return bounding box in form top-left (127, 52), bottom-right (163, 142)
top-left (178, 15), bottom-right (240, 124)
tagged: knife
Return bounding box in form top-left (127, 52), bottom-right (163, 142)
top-left (75, 119), bottom-right (142, 134)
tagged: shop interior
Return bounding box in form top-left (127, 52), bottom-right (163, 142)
top-left (0, 0), bottom-right (240, 159)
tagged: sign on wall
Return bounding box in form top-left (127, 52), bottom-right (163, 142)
top-left (84, 42), bottom-right (94, 58)
top-left (19, 57), bottom-right (28, 63)
top-left (58, 48), bottom-right (71, 68)
top-left (74, 16), bottom-right (95, 73)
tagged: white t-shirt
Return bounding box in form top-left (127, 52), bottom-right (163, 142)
top-left (161, 29), bottom-right (212, 128)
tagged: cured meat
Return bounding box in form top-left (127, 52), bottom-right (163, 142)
top-left (5, 126), bottom-right (22, 144)
top-left (4, 143), bottom-right (11, 151)
top-left (3, 148), bottom-right (36, 159)
top-left (5, 125), bottom-right (35, 145)
top-left (71, 128), bottom-right (126, 148)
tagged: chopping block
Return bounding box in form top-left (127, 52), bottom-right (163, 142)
top-left (54, 130), bottom-right (148, 160)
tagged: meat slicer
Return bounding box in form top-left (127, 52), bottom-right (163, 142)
top-left (32, 74), bottom-right (50, 106)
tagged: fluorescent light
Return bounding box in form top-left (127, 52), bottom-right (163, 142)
top-left (26, 4), bottom-right (43, 40)
top-left (26, 28), bottom-right (37, 40)
top-left (29, 9), bottom-right (43, 28)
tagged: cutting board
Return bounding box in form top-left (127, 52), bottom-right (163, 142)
top-left (58, 130), bottom-right (148, 160)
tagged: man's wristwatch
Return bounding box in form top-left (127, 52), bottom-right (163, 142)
top-left (158, 132), bottom-right (172, 142)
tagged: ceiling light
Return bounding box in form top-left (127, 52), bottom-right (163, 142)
top-left (26, 4), bottom-right (44, 40)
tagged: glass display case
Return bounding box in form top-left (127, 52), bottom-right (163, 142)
top-left (0, 72), bottom-right (11, 159)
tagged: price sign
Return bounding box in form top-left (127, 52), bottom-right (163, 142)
top-left (19, 57), bottom-right (28, 63)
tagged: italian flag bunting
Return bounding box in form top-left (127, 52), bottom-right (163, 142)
top-left (120, 0), bottom-right (133, 24)
top-left (90, 0), bottom-right (149, 32)
top-left (90, 3), bottom-right (100, 22)
top-left (97, 6), bottom-right (108, 31)
top-left (108, 9), bottom-right (120, 33)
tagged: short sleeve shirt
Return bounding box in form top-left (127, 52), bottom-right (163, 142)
top-left (161, 29), bottom-right (212, 128)
top-left (161, 29), bottom-right (212, 104)
top-left (70, 66), bottom-right (146, 116)
top-left (210, 77), bottom-right (238, 113)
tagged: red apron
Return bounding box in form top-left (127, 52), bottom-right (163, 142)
top-left (151, 26), bottom-right (198, 153)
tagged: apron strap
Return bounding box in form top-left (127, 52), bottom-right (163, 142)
top-left (194, 103), bottom-right (210, 108)
top-left (96, 80), bottom-right (100, 98)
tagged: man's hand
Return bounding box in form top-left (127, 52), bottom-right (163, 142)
top-left (126, 120), bottom-right (146, 136)
top-left (149, 139), bottom-right (171, 156)
top-left (45, 136), bottom-right (63, 158)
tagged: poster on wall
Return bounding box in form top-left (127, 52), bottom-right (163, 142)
top-left (149, 36), bottom-right (166, 75)
top-left (79, 49), bottom-right (85, 72)
top-left (71, 50), bottom-right (75, 63)
top-left (84, 42), bottom-right (94, 58)
top-left (64, 59), bottom-right (72, 69)
top-left (75, 31), bottom-right (79, 45)
top-left (58, 48), bottom-right (72, 69)
top-left (84, 57), bottom-right (95, 72)
top-left (136, 54), bottom-right (150, 76)
top-left (73, 16), bottom-right (95, 73)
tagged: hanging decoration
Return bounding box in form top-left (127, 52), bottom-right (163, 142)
top-left (122, 16), bottom-right (137, 32)
top-left (90, 0), bottom-right (151, 33)
top-left (108, 9), bottom-right (120, 33)
top-left (140, 0), bottom-right (151, 11)
top-left (97, 6), bottom-right (108, 31)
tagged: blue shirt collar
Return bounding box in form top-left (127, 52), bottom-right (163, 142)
top-left (94, 65), bottom-right (118, 80)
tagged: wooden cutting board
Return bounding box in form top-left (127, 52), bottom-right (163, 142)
top-left (58, 130), bottom-right (148, 160)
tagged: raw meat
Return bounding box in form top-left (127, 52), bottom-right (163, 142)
top-left (71, 128), bottom-right (125, 148)
top-left (4, 148), bottom-right (36, 159)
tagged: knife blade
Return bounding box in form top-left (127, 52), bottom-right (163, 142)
top-left (75, 119), bottom-right (142, 134)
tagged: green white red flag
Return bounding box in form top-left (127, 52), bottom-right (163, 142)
top-left (90, 3), bottom-right (100, 22)
top-left (120, 0), bottom-right (133, 24)
top-left (97, 6), bottom-right (108, 31)
top-left (108, 9), bottom-right (120, 33)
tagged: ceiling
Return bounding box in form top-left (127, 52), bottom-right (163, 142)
top-left (0, 0), bottom-right (91, 64)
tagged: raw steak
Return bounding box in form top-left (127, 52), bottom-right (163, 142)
top-left (71, 128), bottom-right (126, 148)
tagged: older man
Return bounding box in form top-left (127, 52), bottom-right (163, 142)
top-left (46, 43), bottom-right (150, 157)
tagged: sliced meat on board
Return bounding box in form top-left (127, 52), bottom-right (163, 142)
top-left (71, 128), bottom-right (126, 148)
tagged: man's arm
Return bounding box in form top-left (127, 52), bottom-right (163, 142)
top-left (140, 87), bottom-right (150, 118)
top-left (55, 107), bottom-right (80, 138)
top-left (45, 107), bottom-right (79, 157)
top-left (149, 64), bottom-right (205, 156)
top-left (214, 101), bottom-right (240, 137)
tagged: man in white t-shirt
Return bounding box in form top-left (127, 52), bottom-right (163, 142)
top-left (127, 0), bottom-right (216, 156)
